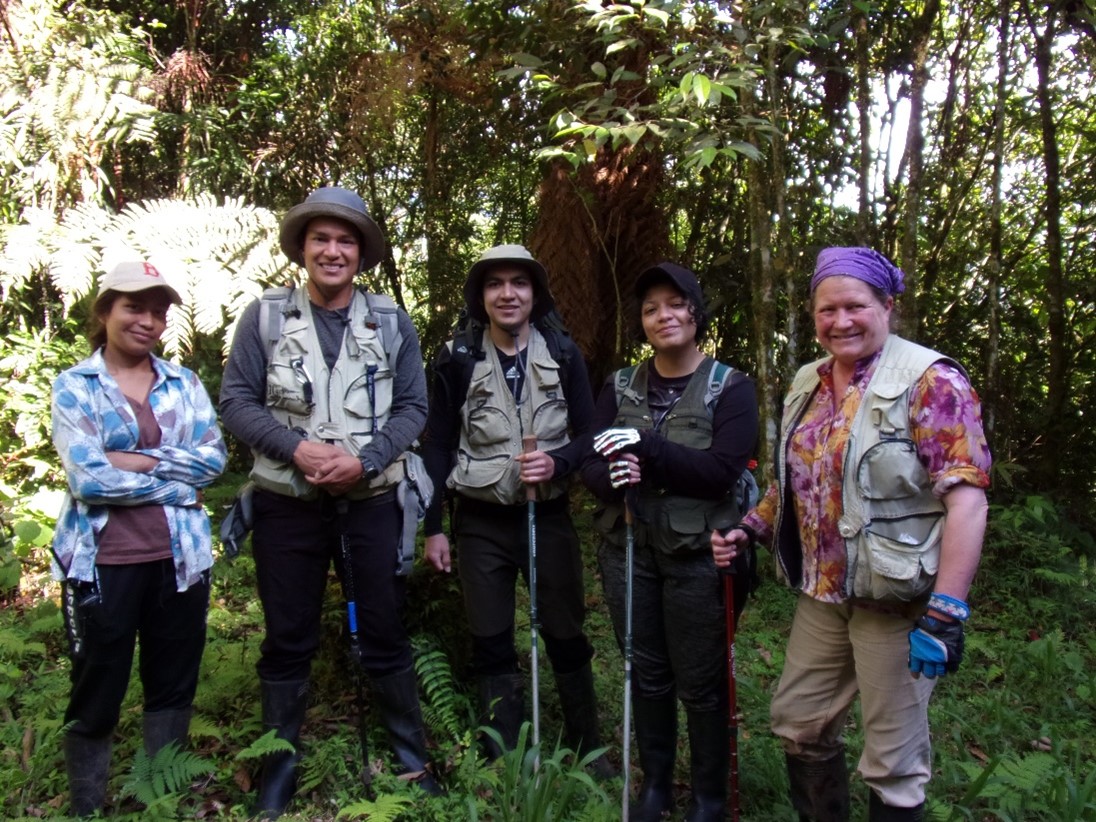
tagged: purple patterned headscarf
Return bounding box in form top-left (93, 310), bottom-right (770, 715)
top-left (810, 247), bottom-right (906, 296)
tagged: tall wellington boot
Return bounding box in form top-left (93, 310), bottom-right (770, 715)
top-left (254, 679), bottom-right (308, 819)
top-left (370, 666), bottom-right (443, 795)
top-left (786, 751), bottom-right (850, 822)
top-left (64, 733), bottom-right (112, 817)
top-left (630, 695), bottom-right (678, 822)
top-left (554, 663), bottom-right (617, 779)
top-left (477, 672), bottom-right (525, 761)
top-left (143, 707), bottom-right (192, 757)
top-left (683, 709), bottom-right (729, 821)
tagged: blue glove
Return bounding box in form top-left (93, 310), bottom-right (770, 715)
top-left (908, 615), bottom-right (964, 678)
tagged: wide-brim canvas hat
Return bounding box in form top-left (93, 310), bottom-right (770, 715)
top-left (279, 186), bottom-right (386, 271)
top-left (464, 244), bottom-right (555, 323)
top-left (96, 261), bottom-right (182, 305)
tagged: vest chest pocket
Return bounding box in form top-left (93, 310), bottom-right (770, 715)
top-left (267, 361), bottom-right (314, 417)
top-left (344, 365), bottom-right (393, 438)
top-left (661, 413), bottom-right (713, 450)
top-left (462, 369), bottom-right (513, 453)
top-left (860, 514), bottom-right (942, 601)
top-left (532, 397), bottom-right (568, 444)
top-left (856, 439), bottom-right (943, 601)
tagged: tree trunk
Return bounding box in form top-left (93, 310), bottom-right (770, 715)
top-left (1025, 0), bottom-right (1069, 482)
top-left (899, 0), bottom-right (941, 336)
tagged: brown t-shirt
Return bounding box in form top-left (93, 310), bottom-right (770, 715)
top-left (96, 394), bottom-right (173, 565)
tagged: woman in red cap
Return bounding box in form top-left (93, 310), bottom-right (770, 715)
top-left (50, 261), bottom-right (226, 816)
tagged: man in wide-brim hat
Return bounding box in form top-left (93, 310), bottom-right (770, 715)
top-left (220, 186), bottom-right (440, 816)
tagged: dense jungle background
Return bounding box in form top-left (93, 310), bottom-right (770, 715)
top-left (1, 0), bottom-right (1094, 818)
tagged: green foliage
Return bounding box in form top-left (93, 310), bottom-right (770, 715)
top-left (120, 743), bottom-right (212, 806)
top-left (0, 0), bottom-right (158, 217)
top-left (510, 1), bottom-right (810, 170)
top-left (413, 638), bottom-right (470, 743)
top-left (469, 723), bottom-right (611, 822)
top-left (948, 748), bottom-right (1096, 821)
top-left (232, 729), bottom-right (295, 763)
top-left (983, 496), bottom-right (1096, 637)
top-left (337, 791), bottom-right (415, 820)
top-left (0, 322), bottom-right (83, 594)
top-left (1, 194), bottom-right (290, 358)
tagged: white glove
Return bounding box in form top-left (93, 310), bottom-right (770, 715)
top-left (593, 427), bottom-right (642, 458)
top-left (609, 458), bottom-right (633, 488)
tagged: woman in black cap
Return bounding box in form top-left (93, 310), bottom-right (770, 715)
top-left (582, 263), bottom-right (758, 821)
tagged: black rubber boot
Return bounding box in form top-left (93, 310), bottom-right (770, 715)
top-left (370, 666), bottom-right (443, 795)
top-left (683, 709), bottom-right (729, 822)
top-left (786, 751), bottom-right (850, 822)
top-left (64, 733), bottom-right (112, 817)
top-left (630, 694), bottom-right (678, 822)
top-left (554, 663), bottom-right (617, 779)
top-left (869, 791), bottom-right (924, 821)
top-left (254, 678), bottom-right (308, 819)
top-left (477, 672), bottom-right (525, 761)
top-left (143, 707), bottom-right (192, 758)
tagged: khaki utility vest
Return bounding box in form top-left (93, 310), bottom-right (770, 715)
top-left (251, 286), bottom-right (402, 500)
top-left (774, 334), bottom-right (958, 601)
top-left (447, 328), bottom-right (571, 505)
top-left (594, 357), bottom-right (740, 554)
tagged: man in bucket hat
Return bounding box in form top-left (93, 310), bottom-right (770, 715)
top-left (420, 245), bottom-right (614, 777)
top-left (220, 186), bottom-right (440, 816)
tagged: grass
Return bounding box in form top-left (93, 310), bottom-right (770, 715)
top-left (0, 484), bottom-right (1094, 819)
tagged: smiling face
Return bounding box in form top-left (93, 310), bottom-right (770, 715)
top-left (812, 275), bottom-right (893, 368)
top-left (640, 282), bottom-right (698, 354)
top-left (482, 266), bottom-right (535, 334)
top-left (100, 289), bottom-right (172, 364)
top-left (301, 216), bottom-right (362, 306)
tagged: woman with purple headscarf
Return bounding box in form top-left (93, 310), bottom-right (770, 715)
top-left (713, 247), bottom-right (991, 821)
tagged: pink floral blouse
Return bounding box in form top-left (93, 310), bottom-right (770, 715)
top-left (743, 349), bottom-right (992, 602)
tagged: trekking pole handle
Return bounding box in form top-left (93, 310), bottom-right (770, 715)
top-left (523, 435), bottom-right (537, 502)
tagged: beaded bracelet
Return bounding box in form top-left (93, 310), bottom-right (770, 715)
top-left (928, 592), bottom-right (970, 622)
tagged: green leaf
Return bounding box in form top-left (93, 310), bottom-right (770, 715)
top-left (510, 52), bottom-right (544, 68)
top-left (694, 74), bottom-right (712, 106)
top-left (590, 61), bottom-right (607, 79)
top-left (605, 38), bottom-right (637, 55)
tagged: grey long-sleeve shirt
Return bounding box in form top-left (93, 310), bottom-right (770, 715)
top-left (219, 294), bottom-right (428, 475)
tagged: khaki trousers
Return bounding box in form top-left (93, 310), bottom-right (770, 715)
top-left (770, 594), bottom-right (936, 808)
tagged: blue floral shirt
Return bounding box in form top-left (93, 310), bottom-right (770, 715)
top-left (50, 350), bottom-right (227, 590)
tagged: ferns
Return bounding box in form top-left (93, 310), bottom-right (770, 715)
top-left (336, 792), bottom-right (416, 820)
top-left (120, 743), bottom-right (212, 805)
top-left (0, 0), bottom-right (158, 214)
top-left (413, 638), bottom-right (470, 743)
top-left (0, 194), bottom-right (293, 358)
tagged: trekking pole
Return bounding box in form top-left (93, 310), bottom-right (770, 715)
top-left (723, 568), bottom-right (740, 822)
top-left (335, 497), bottom-right (373, 793)
top-left (523, 435), bottom-right (541, 767)
top-left (622, 495), bottom-right (636, 820)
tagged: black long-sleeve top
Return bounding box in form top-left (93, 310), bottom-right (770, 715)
top-left (581, 363), bottom-right (759, 503)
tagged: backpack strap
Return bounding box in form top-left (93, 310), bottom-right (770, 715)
top-left (703, 360), bottom-right (733, 415)
top-left (613, 364), bottom-right (642, 409)
top-left (258, 286), bottom-right (296, 361)
top-left (361, 290), bottom-right (403, 372)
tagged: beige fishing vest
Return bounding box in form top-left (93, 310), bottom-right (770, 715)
top-left (251, 287), bottom-right (402, 500)
top-left (774, 334), bottom-right (958, 602)
top-left (447, 328), bottom-right (571, 505)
